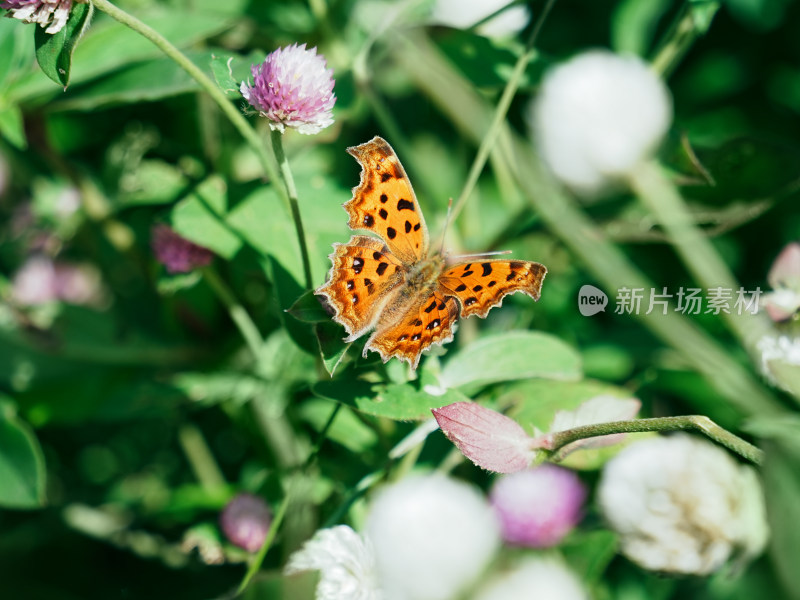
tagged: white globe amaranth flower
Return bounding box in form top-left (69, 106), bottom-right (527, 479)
top-left (241, 43), bottom-right (336, 135)
top-left (598, 434), bottom-right (769, 575)
top-left (285, 525), bottom-right (383, 600)
top-left (365, 473), bottom-right (500, 600)
top-left (532, 50), bottom-right (673, 196)
top-left (429, 0), bottom-right (531, 37)
top-left (473, 558), bottom-right (588, 600)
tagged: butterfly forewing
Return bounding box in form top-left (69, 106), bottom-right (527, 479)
top-left (438, 260), bottom-right (547, 318)
top-left (316, 235), bottom-right (405, 340)
top-left (344, 137), bottom-right (429, 264)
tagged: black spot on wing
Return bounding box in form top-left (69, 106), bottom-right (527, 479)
top-left (387, 227), bottom-right (397, 240)
top-left (353, 257), bottom-right (364, 274)
top-left (424, 299), bottom-right (437, 313)
top-left (405, 221), bottom-right (412, 233)
top-left (376, 262), bottom-right (389, 276)
top-left (380, 194), bottom-right (388, 203)
top-left (481, 263), bottom-right (493, 277)
top-left (379, 208), bottom-right (388, 220)
top-left (397, 199), bottom-right (414, 211)
top-left (381, 172), bottom-right (392, 183)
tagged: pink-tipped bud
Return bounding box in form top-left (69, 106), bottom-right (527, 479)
top-left (433, 402), bottom-right (534, 473)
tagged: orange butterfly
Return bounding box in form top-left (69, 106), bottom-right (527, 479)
top-left (316, 136), bottom-right (547, 369)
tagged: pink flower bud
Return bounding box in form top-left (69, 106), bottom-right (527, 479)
top-left (151, 224), bottom-right (214, 274)
top-left (220, 493), bottom-right (271, 552)
top-left (490, 464), bottom-right (586, 548)
top-left (432, 402), bottom-right (534, 473)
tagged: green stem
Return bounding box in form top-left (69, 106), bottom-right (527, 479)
top-left (651, 2), bottom-right (721, 78)
top-left (270, 130), bottom-right (314, 290)
top-left (629, 160), bottom-right (772, 355)
top-left (88, 0), bottom-right (285, 205)
top-left (177, 424), bottom-right (227, 491)
top-left (201, 266), bottom-right (263, 359)
top-left (546, 415), bottom-right (764, 465)
top-left (238, 490), bottom-right (291, 594)
top-left (450, 0), bottom-right (557, 222)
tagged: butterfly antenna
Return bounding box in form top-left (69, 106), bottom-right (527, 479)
top-left (439, 198), bottom-right (454, 255)
top-left (449, 249), bottom-right (513, 261)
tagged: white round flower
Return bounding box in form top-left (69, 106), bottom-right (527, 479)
top-left (473, 558), bottom-right (587, 600)
top-left (598, 434), bottom-right (769, 575)
top-left (285, 526), bottom-right (382, 600)
top-left (365, 473), bottom-right (500, 600)
top-left (532, 50), bottom-right (673, 196)
top-left (429, 0), bottom-right (531, 37)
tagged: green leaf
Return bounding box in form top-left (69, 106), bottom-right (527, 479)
top-left (762, 435), bottom-right (800, 599)
top-left (438, 331), bottom-right (582, 393)
top-left (0, 19), bottom-right (34, 89)
top-left (0, 102), bottom-right (26, 149)
top-left (611, 0), bottom-right (673, 56)
top-left (287, 291), bottom-right (332, 324)
top-left (0, 400), bottom-right (46, 508)
top-left (11, 11), bottom-right (234, 103)
top-left (171, 176), bottom-right (243, 260)
top-left (211, 54), bottom-right (240, 97)
top-left (313, 375), bottom-right (471, 421)
top-left (33, 1), bottom-right (93, 87)
top-left (297, 399), bottom-right (378, 453)
top-left (561, 530), bottom-right (619, 584)
top-left (315, 321), bottom-right (351, 377)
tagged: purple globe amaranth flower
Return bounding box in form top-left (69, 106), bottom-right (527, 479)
top-left (490, 464), bottom-right (586, 548)
top-left (151, 224), bottom-right (214, 274)
top-left (2, 0), bottom-right (74, 34)
top-left (241, 43), bottom-right (336, 135)
top-left (220, 493), bottom-right (271, 553)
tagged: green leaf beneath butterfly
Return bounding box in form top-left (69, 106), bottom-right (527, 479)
top-left (34, 2), bottom-right (93, 87)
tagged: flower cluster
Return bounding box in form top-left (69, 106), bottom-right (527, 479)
top-left (598, 434), bottom-right (768, 575)
top-left (11, 255), bottom-right (104, 307)
top-left (2, 0), bottom-right (74, 34)
top-left (241, 44), bottom-right (336, 135)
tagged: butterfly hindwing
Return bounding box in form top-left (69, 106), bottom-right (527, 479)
top-left (438, 260), bottom-right (547, 318)
top-left (344, 137), bottom-right (429, 264)
top-left (365, 291), bottom-right (460, 369)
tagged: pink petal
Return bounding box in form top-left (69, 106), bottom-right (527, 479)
top-left (432, 402), bottom-right (534, 473)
